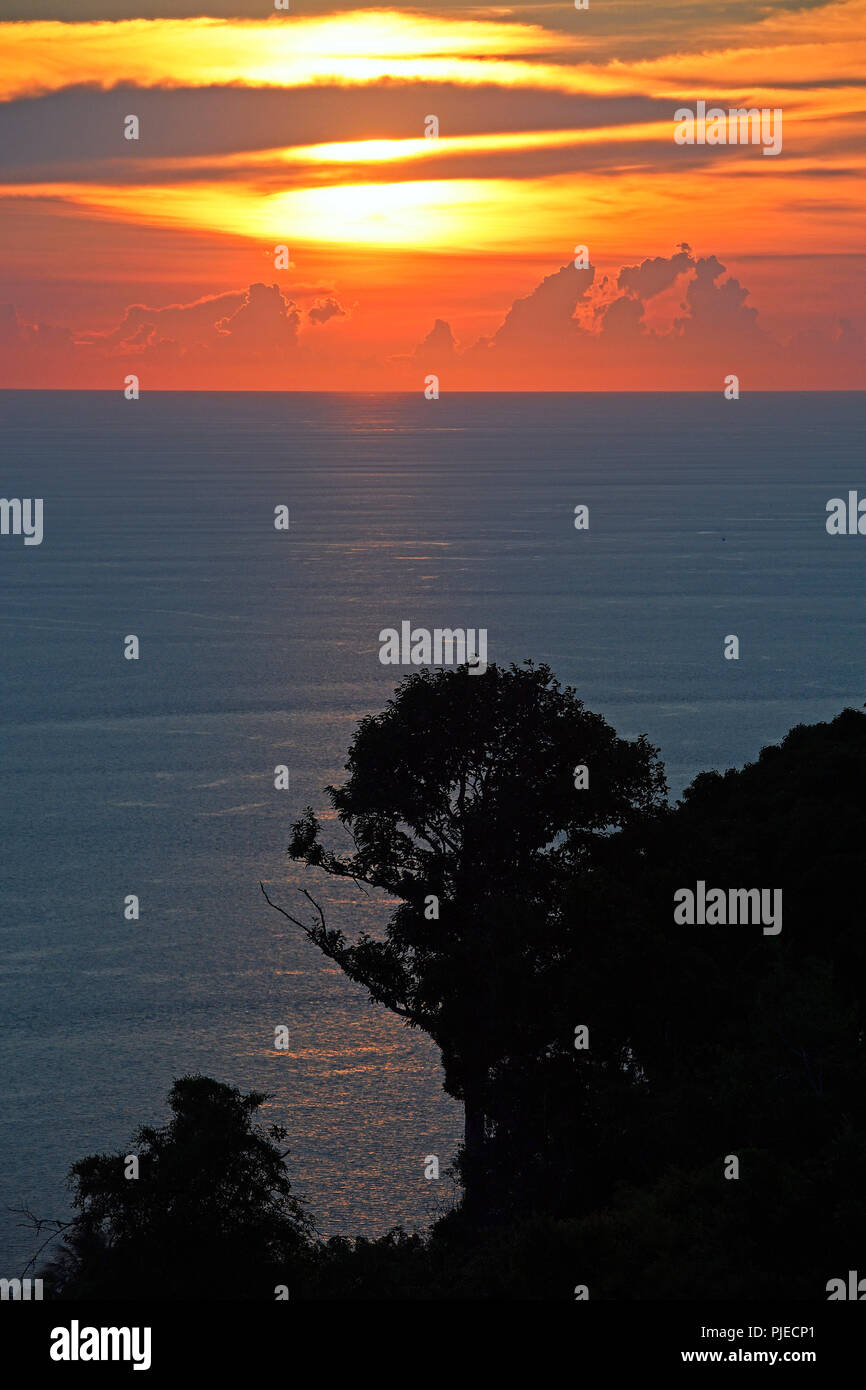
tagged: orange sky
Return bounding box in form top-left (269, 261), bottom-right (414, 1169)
top-left (0, 0), bottom-right (864, 388)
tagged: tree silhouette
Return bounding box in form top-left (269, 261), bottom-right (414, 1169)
top-left (41, 1076), bottom-right (313, 1299)
top-left (628, 706), bottom-right (866, 1171)
top-left (506, 706), bottom-right (866, 1245)
top-left (266, 660), bottom-right (667, 1212)
top-left (35, 706), bottom-right (866, 1298)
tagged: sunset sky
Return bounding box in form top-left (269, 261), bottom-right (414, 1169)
top-left (1, 0), bottom-right (864, 388)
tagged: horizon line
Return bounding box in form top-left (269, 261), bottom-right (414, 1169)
top-left (2, 387), bottom-right (864, 397)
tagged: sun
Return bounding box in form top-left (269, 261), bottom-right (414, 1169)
top-left (264, 180), bottom-right (492, 248)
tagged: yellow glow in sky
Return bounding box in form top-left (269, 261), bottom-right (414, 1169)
top-left (0, 3), bottom-right (863, 262)
top-left (0, 13), bottom-right (583, 99)
top-left (4, 159), bottom-right (861, 260)
top-left (2, 7), bottom-right (865, 103)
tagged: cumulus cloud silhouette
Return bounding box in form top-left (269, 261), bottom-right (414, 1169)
top-left (617, 248), bottom-right (694, 299)
top-left (411, 317), bottom-right (458, 364)
top-left (215, 283), bottom-right (300, 356)
top-left (308, 295), bottom-right (346, 326)
top-left (79, 290), bottom-right (245, 353)
top-left (490, 261), bottom-right (595, 349)
top-left (406, 247), bottom-right (862, 389)
top-left (0, 248), bottom-right (862, 389)
top-left (675, 256), bottom-right (759, 340)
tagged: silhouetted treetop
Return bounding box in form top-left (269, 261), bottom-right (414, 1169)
top-left (289, 660), bottom-right (667, 902)
top-left (42, 1076), bottom-right (312, 1300)
top-left (278, 661), bottom-right (667, 1206)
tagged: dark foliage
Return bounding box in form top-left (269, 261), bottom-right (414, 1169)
top-left (43, 694), bottom-right (866, 1299)
top-left (283, 660), bottom-right (666, 1212)
top-left (42, 1076), bottom-right (313, 1300)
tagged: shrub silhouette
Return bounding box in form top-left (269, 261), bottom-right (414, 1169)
top-left (42, 1076), bottom-right (313, 1300)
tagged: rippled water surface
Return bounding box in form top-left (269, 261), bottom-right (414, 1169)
top-left (1, 390), bottom-right (864, 1271)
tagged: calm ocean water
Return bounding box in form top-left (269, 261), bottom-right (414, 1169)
top-left (1, 389), bottom-right (865, 1273)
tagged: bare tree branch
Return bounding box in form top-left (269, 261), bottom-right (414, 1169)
top-left (8, 1205), bottom-right (75, 1278)
top-left (260, 882), bottom-right (330, 950)
top-left (259, 882), bottom-right (423, 1026)
top-left (299, 887), bottom-right (327, 934)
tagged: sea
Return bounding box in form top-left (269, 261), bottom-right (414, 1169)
top-left (1, 389), bottom-right (864, 1274)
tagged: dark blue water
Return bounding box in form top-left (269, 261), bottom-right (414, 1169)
top-left (1, 390), bottom-right (864, 1273)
